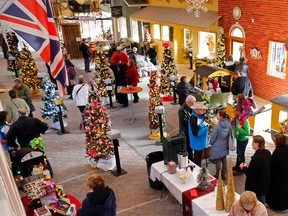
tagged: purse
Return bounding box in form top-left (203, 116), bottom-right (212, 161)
top-left (228, 128), bottom-right (236, 151)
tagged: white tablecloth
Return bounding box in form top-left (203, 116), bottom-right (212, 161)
top-left (192, 191), bottom-right (240, 216)
top-left (150, 161), bottom-right (215, 204)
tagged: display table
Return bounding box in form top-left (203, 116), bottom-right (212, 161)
top-left (119, 87), bottom-right (142, 123)
top-left (150, 161), bottom-right (216, 204)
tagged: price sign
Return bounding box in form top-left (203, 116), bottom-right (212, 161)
top-left (111, 6), bottom-right (122, 18)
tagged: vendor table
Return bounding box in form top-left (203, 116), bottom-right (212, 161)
top-left (150, 161), bottom-right (239, 216)
top-left (119, 86), bottom-right (142, 123)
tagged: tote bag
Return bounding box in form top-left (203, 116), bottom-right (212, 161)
top-left (228, 128), bottom-right (236, 151)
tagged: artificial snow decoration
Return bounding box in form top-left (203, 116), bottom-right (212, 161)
top-left (186, 0), bottom-right (208, 18)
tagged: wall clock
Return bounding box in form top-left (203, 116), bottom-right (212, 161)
top-left (233, 6), bottom-right (242, 20)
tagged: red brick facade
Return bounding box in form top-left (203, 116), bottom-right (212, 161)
top-left (218, 0), bottom-right (288, 100)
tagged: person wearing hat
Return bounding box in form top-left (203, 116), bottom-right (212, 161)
top-left (229, 191), bottom-right (268, 216)
top-left (13, 78), bottom-right (34, 117)
top-left (178, 95), bottom-right (196, 161)
top-left (188, 101), bottom-right (209, 167)
top-left (7, 108), bottom-right (48, 148)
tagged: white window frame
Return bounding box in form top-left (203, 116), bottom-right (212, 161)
top-left (162, 25), bottom-right (169, 41)
top-left (131, 19), bottom-right (139, 42)
top-left (267, 41), bottom-right (287, 79)
top-left (118, 17), bottom-right (127, 38)
top-left (153, 24), bottom-right (160, 40)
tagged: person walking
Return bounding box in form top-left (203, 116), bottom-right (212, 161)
top-left (224, 55), bottom-right (236, 72)
top-left (79, 39), bottom-right (91, 72)
top-left (6, 89), bottom-right (30, 123)
top-left (65, 59), bottom-right (77, 99)
top-left (126, 59), bottom-right (139, 103)
top-left (146, 45), bottom-right (158, 66)
top-left (231, 70), bottom-right (253, 98)
top-left (72, 75), bottom-right (89, 130)
top-left (175, 76), bottom-right (199, 106)
top-left (266, 133), bottom-right (288, 212)
top-left (209, 110), bottom-right (231, 180)
top-left (13, 78), bottom-right (34, 117)
top-left (240, 135), bottom-right (271, 204)
top-left (78, 174), bottom-right (116, 216)
top-left (235, 56), bottom-right (250, 77)
top-left (178, 95), bottom-right (196, 161)
top-left (188, 101), bottom-right (209, 167)
top-left (232, 104), bottom-right (250, 176)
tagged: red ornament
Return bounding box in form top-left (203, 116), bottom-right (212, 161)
top-left (162, 41), bottom-right (172, 48)
top-left (285, 46), bottom-right (288, 52)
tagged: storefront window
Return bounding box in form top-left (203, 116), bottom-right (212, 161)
top-left (162, 26), bottom-right (169, 41)
top-left (118, 17), bottom-right (127, 38)
top-left (153, 24), bottom-right (160, 40)
top-left (267, 41), bottom-right (287, 79)
top-left (184, 29), bottom-right (191, 48)
top-left (131, 19), bottom-right (139, 42)
top-left (198, 31), bottom-right (216, 58)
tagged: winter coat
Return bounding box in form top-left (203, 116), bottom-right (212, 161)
top-left (209, 118), bottom-right (230, 159)
top-left (175, 82), bottom-right (198, 106)
top-left (126, 65), bottom-right (138, 87)
top-left (229, 200), bottom-right (268, 216)
top-left (231, 76), bottom-right (253, 98)
top-left (6, 98), bottom-right (30, 123)
top-left (188, 111), bottom-right (208, 151)
top-left (118, 52), bottom-right (129, 65)
top-left (146, 48), bottom-right (158, 66)
top-left (234, 118), bottom-right (250, 142)
top-left (224, 61), bottom-right (236, 72)
top-left (79, 42), bottom-right (90, 58)
top-left (109, 51), bottom-right (119, 64)
top-left (13, 83), bottom-right (32, 106)
top-left (72, 83), bottom-right (89, 107)
top-left (78, 186), bottom-right (116, 216)
top-left (178, 103), bottom-right (192, 137)
top-left (7, 116), bottom-right (48, 148)
top-left (266, 144), bottom-right (288, 211)
top-left (242, 149), bottom-right (271, 196)
top-left (235, 62), bottom-right (250, 77)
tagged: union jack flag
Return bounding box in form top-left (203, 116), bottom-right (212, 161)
top-left (0, 0), bottom-right (68, 96)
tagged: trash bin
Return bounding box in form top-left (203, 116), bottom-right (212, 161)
top-left (146, 151), bottom-right (164, 190)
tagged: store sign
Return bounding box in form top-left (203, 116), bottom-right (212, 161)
top-left (111, 6), bottom-right (122, 18)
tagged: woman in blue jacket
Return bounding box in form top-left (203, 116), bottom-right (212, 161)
top-left (188, 102), bottom-right (209, 167)
top-left (78, 174), bottom-right (116, 216)
top-left (209, 110), bottom-right (231, 180)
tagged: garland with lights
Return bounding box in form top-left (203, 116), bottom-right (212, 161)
top-left (84, 82), bottom-right (114, 161)
top-left (160, 41), bottom-right (178, 95)
top-left (215, 33), bottom-right (226, 67)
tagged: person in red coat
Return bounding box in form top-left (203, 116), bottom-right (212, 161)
top-left (118, 48), bottom-right (129, 66)
top-left (126, 59), bottom-right (139, 103)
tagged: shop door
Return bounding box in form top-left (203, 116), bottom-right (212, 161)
top-left (61, 23), bottom-right (82, 59)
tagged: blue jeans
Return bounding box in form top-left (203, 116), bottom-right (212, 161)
top-left (84, 57), bottom-right (90, 71)
top-left (235, 139), bottom-right (249, 171)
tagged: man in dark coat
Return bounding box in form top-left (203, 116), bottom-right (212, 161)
top-left (235, 56), bottom-right (250, 77)
top-left (7, 108), bottom-right (48, 148)
top-left (178, 95), bottom-right (196, 161)
top-left (175, 76), bottom-right (199, 106)
top-left (231, 70), bottom-right (253, 98)
top-left (79, 39), bottom-right (91, 72)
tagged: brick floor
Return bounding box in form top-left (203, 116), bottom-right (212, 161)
top-left (0, 52), bottom-right (279, 215)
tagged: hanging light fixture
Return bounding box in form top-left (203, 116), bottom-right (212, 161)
top-left (186, 0), bottom-right (208, 18)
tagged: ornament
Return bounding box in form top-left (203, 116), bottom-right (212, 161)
top-left (186, 0), bottom-right (208, 18)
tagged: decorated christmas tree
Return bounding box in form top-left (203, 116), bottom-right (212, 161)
top-left (94, 49), bottom-right (115, 97)
top-left (225, 158), bottom-right (236, 212)
top-left (197, 167), bottom-right (212, 191)
top-left (202, 94), bottom-right (215, 136)
top-left (20, 45), bottom-right (42, 97)
top-left (160, 41), bottom-right (178, 95)
top-left (216, 170), bottom-right (225, 211)
top-left (215, 33), bottom-right (226, 67)
top-left (6, 32), bottom-right (21, 74)
top-left (143, 29), bottom-right (151, 45)
top-left (148, 70), bottom-right (166, 132)
top-left (84, 83), bottom-right (114, 162)
top-left (41, 77), bottom-right (68, 123)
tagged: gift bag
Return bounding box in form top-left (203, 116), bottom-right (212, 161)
top-left (22, 177), bottom-right (46, 200)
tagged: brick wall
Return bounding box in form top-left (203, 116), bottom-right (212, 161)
top-left (218, 0), bottom-right (288, 100)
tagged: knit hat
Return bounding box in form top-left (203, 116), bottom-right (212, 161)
top-left (240, 191), bottom-right (257, 210)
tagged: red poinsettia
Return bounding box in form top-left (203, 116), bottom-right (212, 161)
top-left (162, 41), bottom-right (172, 48)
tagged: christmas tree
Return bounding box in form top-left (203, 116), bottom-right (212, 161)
top-left (143, 29), bottom-right (151, 45)
top-left (148, 70), bottom-right (166, 132)
top-left (160, 41), bottom-right (178, 95)
top-left (94, 49), bottom-right (115, 97)
top-left (216, 170), bottom-right (225, 211)
top-left (215, 33), bottom-right (226, 67)
top-left (6, 32), bottom-right (21, 74)
top-left (41, 77), bottom-right (68, 123)
top-left (84, 83), bottom-right (114, 162)
top-left (20, 45), bottom-right (42, 97)
top-left (197, 167), bottom-right (212, 191)
top-left (225, 158), bottom-right (236, 212)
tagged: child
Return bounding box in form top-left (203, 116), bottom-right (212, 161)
top-left (233, 94), bottom-right (255, 127)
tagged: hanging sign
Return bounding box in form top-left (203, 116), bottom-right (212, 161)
top-left (111, 6), bottom-right (122, 18)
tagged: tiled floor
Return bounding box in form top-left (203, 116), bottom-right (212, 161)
top-left (0, 53), bottom-right (281, 215)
